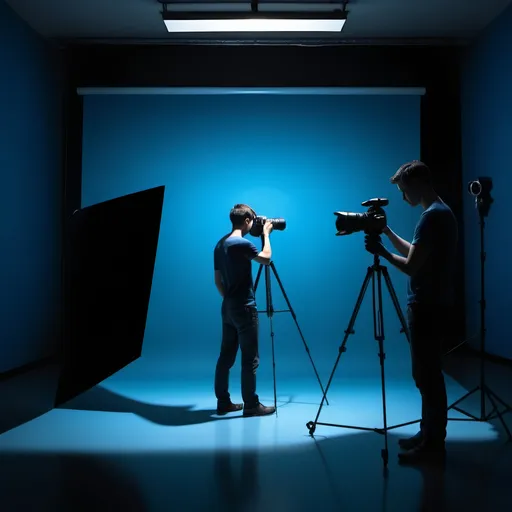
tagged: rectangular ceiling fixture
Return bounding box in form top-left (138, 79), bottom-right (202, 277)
top-left (162, 11), bottom-right (347, 33)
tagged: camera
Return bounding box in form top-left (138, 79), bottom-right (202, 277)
top-left (334, 198), bottom-right (388, 236)
top-left (250, 216), bottom-right (287, 237)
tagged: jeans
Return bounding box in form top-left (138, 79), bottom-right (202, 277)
top-left (407, 303), bottom-right (448, 444)
top-left (215, 302), bottom-right (260, 408)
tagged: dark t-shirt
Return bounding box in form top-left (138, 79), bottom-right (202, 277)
top-left (407, 200), bottom-right (458, 306)
top-left (214, 235), bottom-right (259, 307)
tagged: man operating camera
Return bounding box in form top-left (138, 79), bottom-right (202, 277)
top-left (365, 161), bottom-right (458, 464)
top-left (213, 204), bottom-right (276, 417)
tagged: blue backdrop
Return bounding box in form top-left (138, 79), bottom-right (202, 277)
top-left (462, 2), bottom-right (512, 360)
top-left (82, 93), bottom-right (420, 385)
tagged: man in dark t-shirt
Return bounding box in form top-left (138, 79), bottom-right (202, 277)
top-left (365, 161), bottom-right (458, 465)
top-left (213, 204), bottom-right (276, 417)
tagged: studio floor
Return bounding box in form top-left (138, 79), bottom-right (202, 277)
top-left (0, 353), bottom-right (511, 512)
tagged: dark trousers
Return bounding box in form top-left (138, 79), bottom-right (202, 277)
top-left (215, 302), bottom-right (260, 408)
top-left (407, 303), bottom-right (448, 444)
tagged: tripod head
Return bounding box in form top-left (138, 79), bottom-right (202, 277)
top-left (364, 232), bottom-right (384, 267)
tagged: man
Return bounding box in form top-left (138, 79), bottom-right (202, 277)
top-left (365, 160), bottom-right (458, 464)
top-left (213, 204), bottom-right (276, 417)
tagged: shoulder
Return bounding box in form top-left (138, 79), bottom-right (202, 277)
top-left (229, 236), bottom-right (255, 247)
top-left (434, 202), bottom-right (457, 224)
top-left (423, 202), bottom-right (454, 221)
top-left (419, 203), bottom-right (457, 236)
top-left (215, 234), bottom-right (231, 250)
top-left (239, 237), bottom-right (258, 252)
top-left (222, 236), bottom-right (258, 253)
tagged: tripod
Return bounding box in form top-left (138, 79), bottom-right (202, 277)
top-left (306, 246), bottom-right (421, 467)
top-left (253, 249), bottom-right (328, 413)
top-left (447, 203), bottom-right (512, 439)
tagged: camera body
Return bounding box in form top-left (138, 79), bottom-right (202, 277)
top-left (250, 216), bottom-right (287, 237)
top-left (334, 198), bottom-right (388, 236)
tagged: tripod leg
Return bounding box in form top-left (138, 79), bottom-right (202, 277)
top-left (485, 388), bottom-right (512, 441)
top-left (270, 314), bottom-right (277, 413)
top-left (263, 265), bottom-right (278, 413)
top-left (486, 387), bottom-right (512, 413)
top-left (375, 267), bottom-right (389, 466)
top-left (380, 267), bottom-right (423, 431)
top-left (269, 262), bottom-right (329, 405)
top-left (254, 264), bottom-right (264, 293)
top-left (381, 267), bottom-right (410, 343)
top-left (307, 267), bottom-right (373, 435)
top-left (447, 386), bottom-right (479, 413)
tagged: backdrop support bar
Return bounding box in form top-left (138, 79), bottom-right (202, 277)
top-left (77, 87), bottom-right (427, 96)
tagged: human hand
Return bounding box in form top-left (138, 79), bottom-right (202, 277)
top-left (364, 234), bottom-right (385, 255)
top-left (263, 220), bottom-right (273, 236)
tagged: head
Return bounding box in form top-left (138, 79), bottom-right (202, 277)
top-left (230, 204), bottom-right (256, 235)
top-left (390, 160), bottom-right (433, 207)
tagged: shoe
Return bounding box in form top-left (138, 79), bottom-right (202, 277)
top-left (398, 441), bottom-right (446, 465)
top-left (216, 402), bottom-right (243, 415)
top-left (398, 431), bottom-right (424, 451)
top-left (243, 402), bottom-right (276, 417)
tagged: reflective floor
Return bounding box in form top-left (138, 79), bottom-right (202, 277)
top-left (0, 353), bottom-right (511, 511)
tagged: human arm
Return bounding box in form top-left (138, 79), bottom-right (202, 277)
top-left (382, 226), bottom-right (411, 258)
top-left (252, 221), bottom-right (273, 265)
top-left (373, 212), bottom-right (435, 276)
top-left (213, 244), bottom-right (225, 297)
top-left (214, 270), bottom-right (225, 297)
top-left (379, 244), bottom-right (431, 277)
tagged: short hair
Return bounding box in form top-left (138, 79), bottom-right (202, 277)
top-left (390, 160), bottom-right (432, 187)
top-left (230, 204), bottom-right (256, 227)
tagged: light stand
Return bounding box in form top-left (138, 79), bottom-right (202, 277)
top-left (306, 243), bottom-right (421, 468)
top-left (253, 236), bottom-right (329, 414)
top-left (447, 182), bottom-right (512, 439)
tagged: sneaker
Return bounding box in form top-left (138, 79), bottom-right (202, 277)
top-left (216, 402), bottom-right (243, 415)
top-left (243, 402), bottom-right (276, 417)
top-left (398, 431), bottom-right (424, 451)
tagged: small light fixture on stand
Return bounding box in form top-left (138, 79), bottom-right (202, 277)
top-left (446, 177), bottom-right (512, 441)
top-left (160, 1), bottom-right (349, 33)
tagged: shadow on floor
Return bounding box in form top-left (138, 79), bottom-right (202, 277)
top-left (1, 353), bottom-right (512, 511)
top-left (58, 385), bottom-right (237, 426)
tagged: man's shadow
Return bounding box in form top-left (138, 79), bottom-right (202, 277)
top-left (58, 385), bottom-right (239, 426)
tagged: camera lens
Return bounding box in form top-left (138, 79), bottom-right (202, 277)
top-left (268, 218), bottom-right (286, 231)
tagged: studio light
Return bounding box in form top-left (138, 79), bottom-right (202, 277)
top-left (160, 3), bottom-right (348, 33)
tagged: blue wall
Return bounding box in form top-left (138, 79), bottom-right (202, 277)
top-left (82, 93), bottom-right (421, 383)
top-left (0, 4), bottom-right (63, 372)
top-left (461, 4), bottom-right (512, 360)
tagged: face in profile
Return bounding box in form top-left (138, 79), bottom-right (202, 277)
top-left (397, 182), bottom-right (421, 207)
top-left (242, 217), bottom-right (254, 236)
